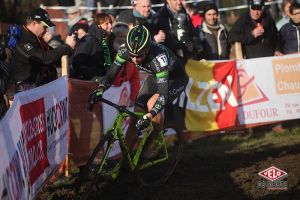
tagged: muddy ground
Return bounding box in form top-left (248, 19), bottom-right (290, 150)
top-left (37, 128), bottom-right (300, 200)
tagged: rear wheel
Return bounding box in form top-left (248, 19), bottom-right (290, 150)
top-left (74, 133), bottom-right (116, 200)
top-left (136, 121), bottom-right (183, 187)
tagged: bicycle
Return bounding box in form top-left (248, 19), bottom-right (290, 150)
top-left (74, 96), bottom-right (184, 199)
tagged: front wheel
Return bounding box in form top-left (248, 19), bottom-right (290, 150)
top-left (74, 133), bottom-right (114, 200)
top-left (136, 121), bottom-right (183, 187)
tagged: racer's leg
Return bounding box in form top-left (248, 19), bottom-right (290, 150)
top-left (146, 93), bottom-right (163, 134)
top-left (126, 76), bottom-right (156, 151)
top-left (125, 106), bottom-right (145, 151)
top-left (125, 93), bottom-right (163, 152)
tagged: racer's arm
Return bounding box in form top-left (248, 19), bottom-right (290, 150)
top-left (100, 45), bottom-right (128, 89)
top-left (148, 55), bottom-right (169, 118)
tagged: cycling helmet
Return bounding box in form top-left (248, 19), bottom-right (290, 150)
top-left (126, 25), bottom-right (150, 56)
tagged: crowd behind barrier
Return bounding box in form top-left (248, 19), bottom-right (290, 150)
top-left (0, 53), bottom-right (300, 198)
top-left (1, 0), bottom-right (300, 198)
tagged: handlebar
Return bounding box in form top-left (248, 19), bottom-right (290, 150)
top-left (87, 96), bottom-right (139, 120)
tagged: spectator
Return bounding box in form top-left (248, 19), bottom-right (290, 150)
top-left (277, 0), bottom-right (292, 30)
top-left (0, 60), bottom-right (10, 119)
top-left (10, 8), bottom-right (76, 93)
top-left (279, 1), bottom-right (300, 54)
top-left (134, 0), bottom-right (166, 43)
top-left (183, 1), bottom-right (204, 28)
top-left (116, 10), bottom-right (137, 30)
top-left (154, 0), bottom-right (201, 60)
top-left (88, 13), bottom-right (114, 74)
top-left (197, 3), bottom-right (230, 60)
top-left (72, 23), bottom-right (106, 81)
top-left (228, 0), bottom-right (282, 59)
top-left (66, 6), bottom-right (89, 34)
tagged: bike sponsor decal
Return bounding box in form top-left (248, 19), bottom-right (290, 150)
top-left (157, 77), bottom-right (167, 84)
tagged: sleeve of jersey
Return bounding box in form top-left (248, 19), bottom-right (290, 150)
top-left (100, 48), bottom-right (127, 89)
top-left (149, 70), bottom-right (169, 118)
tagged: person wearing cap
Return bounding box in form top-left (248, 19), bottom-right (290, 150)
top-left (197, 3), bottom-right (230, 60)
top-left (228, 0), bottom-right (282, 59)
top-left (10, 8), bottom-right (76, 93)
top-left (66, 6), bottom-right (89, 35)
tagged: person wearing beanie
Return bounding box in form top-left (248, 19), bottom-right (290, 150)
top-left (197, 3), bottom-right (230, 60)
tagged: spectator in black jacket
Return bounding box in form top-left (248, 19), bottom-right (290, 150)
top-left (279, 2), bottom-right (300, 54)
top-left (228, 0), bottom-right (282, 59)
top-left (88, 13), bottom-right (114, 78)
top-left (154, 0), bottom-right (201, 60)
top-left (10, 8), bottom-right (76, 92)
top-left (72, 23), bottom-right (106, 81)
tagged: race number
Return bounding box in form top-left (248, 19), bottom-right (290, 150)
top-left (157, 54), bottom-right (168, 67)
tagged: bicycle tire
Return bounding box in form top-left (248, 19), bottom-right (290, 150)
top-left (136, 121), bottom-right (183, 187)
top-left (74, 133), bottom-right (114, 200)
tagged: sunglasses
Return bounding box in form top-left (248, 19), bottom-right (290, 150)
top-left (129, 53), bottom-right (146, 59)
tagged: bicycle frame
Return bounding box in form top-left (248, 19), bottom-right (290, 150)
top-left (95, 97), bottom-right (170, 180)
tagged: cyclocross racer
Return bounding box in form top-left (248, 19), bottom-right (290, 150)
top-left (89, 25), bottom-right (188, 158)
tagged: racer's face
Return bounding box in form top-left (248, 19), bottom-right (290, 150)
top-left (130, 54), bottom-right (146, 65)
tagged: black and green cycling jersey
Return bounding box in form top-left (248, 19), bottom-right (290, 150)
top-left (101, 41), bottom-right (188, 117)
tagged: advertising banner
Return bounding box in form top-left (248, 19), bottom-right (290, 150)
top-left (183, 54), bottom-right (300, 131)
top-left (184, 59), bottom-right (238, 131)
top-left (0, 77), bottom-right (68, 199)
top-left (237, 54), bottom-right (300, 124)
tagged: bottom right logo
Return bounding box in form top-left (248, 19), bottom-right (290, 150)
top-left (258, 166), bottom-right (288, 190)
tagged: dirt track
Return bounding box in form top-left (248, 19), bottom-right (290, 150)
top-left (37, 130), bottom-right (300, 200)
